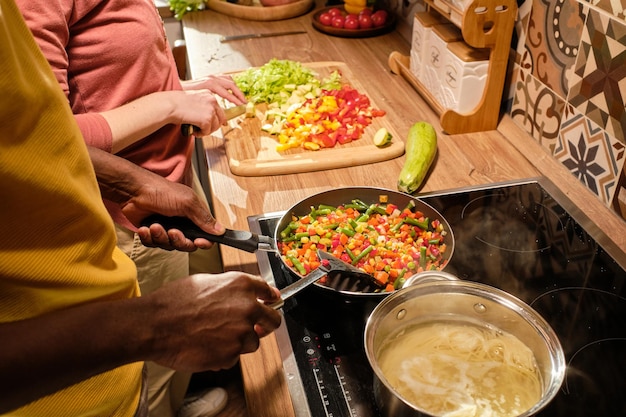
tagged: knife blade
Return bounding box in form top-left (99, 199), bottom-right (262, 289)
top-left (180, 104), bottom-right (247, 137)
top-left (219, 30), bottom-right (307, 43)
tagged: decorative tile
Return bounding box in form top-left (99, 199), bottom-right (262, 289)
top-left (567, 8), bottom-right (626, 143)
top-left (554, 106), bottom-right (626, 205)
top-left (582, 0), bottom-right (626, 21)
top-left (512, 0), bottom-right (533, 64)
top-left (511, 70), bottom-right (566, 152)
top-left (522, 0), bottom-right (586, 99)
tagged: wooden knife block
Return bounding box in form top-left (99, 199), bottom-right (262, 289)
top-left (389, 0), bottom-right (517, 134)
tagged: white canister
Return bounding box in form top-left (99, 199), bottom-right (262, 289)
top-left (440, 41), bottom-right (490, 114)
top-left (410, 11), bottom-right (447, 79)
top-left (421, 23), bottom-right (463, 107)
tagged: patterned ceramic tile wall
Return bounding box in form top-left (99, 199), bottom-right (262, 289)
top-left (509, 0), bottom-right (626, 210)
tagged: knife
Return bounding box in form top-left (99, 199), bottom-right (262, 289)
top-left (219, 30), bottom-right (307, 43)
top-left (181, 104), bottom-right (248, 137)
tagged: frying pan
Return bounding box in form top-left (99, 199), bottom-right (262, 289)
top-left (142, 186), bottom-right (455, 299)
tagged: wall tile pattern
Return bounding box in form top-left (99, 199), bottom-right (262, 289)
top-left (509, 0), bottom-right (626, 209)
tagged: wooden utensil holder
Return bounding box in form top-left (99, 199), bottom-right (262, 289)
top-left (389, 0), bottom-right (517, 134)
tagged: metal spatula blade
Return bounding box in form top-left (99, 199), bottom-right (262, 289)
top-left (317, 250), bottom-right (386, 294)
top-left (270, 250), bottom-right (384, 309)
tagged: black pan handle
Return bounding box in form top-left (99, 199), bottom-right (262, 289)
top-left (140, 214), bottom-right (269, 253)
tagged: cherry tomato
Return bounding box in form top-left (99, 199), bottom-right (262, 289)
top-left (319, 12), bottom-right (333, 26)
top-left (327, 7), bottom-right (343, 17)
top-left (332, 15), bottom-right (345, 28)
top-left (358, 8), bottom-right (372, 16)
top-left (358, 14), bottom-right (373, 29)
top-left (344, 15), bottom-right (359, 29)
top-left (371, 10), bottom-right (388, 27)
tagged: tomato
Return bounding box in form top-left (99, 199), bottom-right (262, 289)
top-left (358, 14), bottom-right (373, 29)
top-left (371, 10), bottom-right (388, 27)
top-left (331, 15), bottom-right (345, 28)
top-left (327, 7), bottom-right (343, 16)
top-left (319, 12), bottom-right (333, 26)
top-left (358, 8), bottom-right (372, 16)
top-left (344, 15), bottom-right (359, 29)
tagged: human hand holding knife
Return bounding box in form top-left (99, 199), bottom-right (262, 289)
top-left (181, 103), bottom-right (248, 136)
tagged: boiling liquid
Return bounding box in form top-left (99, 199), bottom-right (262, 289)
top-left (377, 320), bottom-right (543, 417)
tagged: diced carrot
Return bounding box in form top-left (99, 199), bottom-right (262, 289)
top-left (374, 270), bottom-right (389, 284)
top-left (385, 283), bottom-right (395, 292)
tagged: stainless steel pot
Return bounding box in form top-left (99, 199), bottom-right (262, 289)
top-left (364, 278), bottom-right (566, 417)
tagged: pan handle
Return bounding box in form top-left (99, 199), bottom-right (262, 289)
top-left (140, 214), bottom-right (272, 253)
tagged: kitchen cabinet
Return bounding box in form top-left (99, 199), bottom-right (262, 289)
top-left (181, 3), bottom-right (626, 416)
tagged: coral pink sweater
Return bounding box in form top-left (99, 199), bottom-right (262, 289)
top-left (16, 0), bottom-right (192, 230)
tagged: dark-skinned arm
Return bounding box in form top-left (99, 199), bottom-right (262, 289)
top-left (0, 271), bottom-right (282, 414)
top-left (87, 146), bottom-right (224, 250)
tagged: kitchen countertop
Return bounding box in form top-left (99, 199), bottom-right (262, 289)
top-left (181, 4), bottom-right (626, 416)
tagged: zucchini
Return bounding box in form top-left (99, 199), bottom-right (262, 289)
top-left (373, 127), bottom-right (392, 147)
top-left (397, 121), bottom-right (437, 194)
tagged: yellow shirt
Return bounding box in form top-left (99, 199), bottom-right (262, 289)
top-left (0, 0), bottom-right (143, 415)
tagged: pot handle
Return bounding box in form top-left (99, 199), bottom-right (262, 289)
top-left (402, 271), bottom-right (459, 288)
top-left (140, 214), bottom-right (273, 253)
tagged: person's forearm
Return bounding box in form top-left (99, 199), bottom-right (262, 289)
top-left (0, 296), bottom-right (152, 413)
top-left (100, 92), bottom-right (178, 153)
top-left (87, 146), bottom-right (155, 205)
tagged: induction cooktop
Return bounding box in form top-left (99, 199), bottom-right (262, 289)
top-left (248, 177), bottom-right (626, 417)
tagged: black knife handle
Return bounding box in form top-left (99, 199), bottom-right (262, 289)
top-left (141, 214), bottom-right (264, 253)
top-left (180, 124), bottom-right (199, 136)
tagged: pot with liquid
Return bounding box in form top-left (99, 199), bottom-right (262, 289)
top-left (364, 278), bottom-right (566, 417)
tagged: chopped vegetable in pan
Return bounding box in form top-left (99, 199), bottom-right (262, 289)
top-left (277, 196), bottom-right (449, 292)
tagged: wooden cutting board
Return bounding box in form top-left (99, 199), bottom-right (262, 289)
top-left (218, 61), bottom-right (405, 177)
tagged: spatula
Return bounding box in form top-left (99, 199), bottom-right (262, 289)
top-left (270, 249), bottom-right (384, 309)
top-left (139, 215), bottom-right (386, 304)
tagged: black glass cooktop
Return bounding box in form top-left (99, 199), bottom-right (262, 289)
top-left (248, 178), bottom-right (626, 417)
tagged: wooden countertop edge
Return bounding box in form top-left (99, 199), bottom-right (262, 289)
top-left (240, 332), bottom-right (296, 417)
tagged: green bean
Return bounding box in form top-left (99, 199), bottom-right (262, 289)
top-left (347, 199), bottom-right (369, 210)
top-left (338, 227), bottom-right (355, 237)
top-left (403, 199), bottom-right (417, 211)
top-left (310, 208), bottom-right (331, 217)
top-left (356, 204), bottom-right (377, 222)
top-left (287, 255), bottom-right (307, 275)
top-left (372, 205), bottom-right (387, 215)
top-left (405, 217), bottom-right (429, 230)
top-left (393, 276), bottom-right (406, 290)
top-left (419, 246), bottom-right (427, 269)
top-left (351, 244), bottom-right (374, 265)
top-left (279, 221), bottom-right (298, 239)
